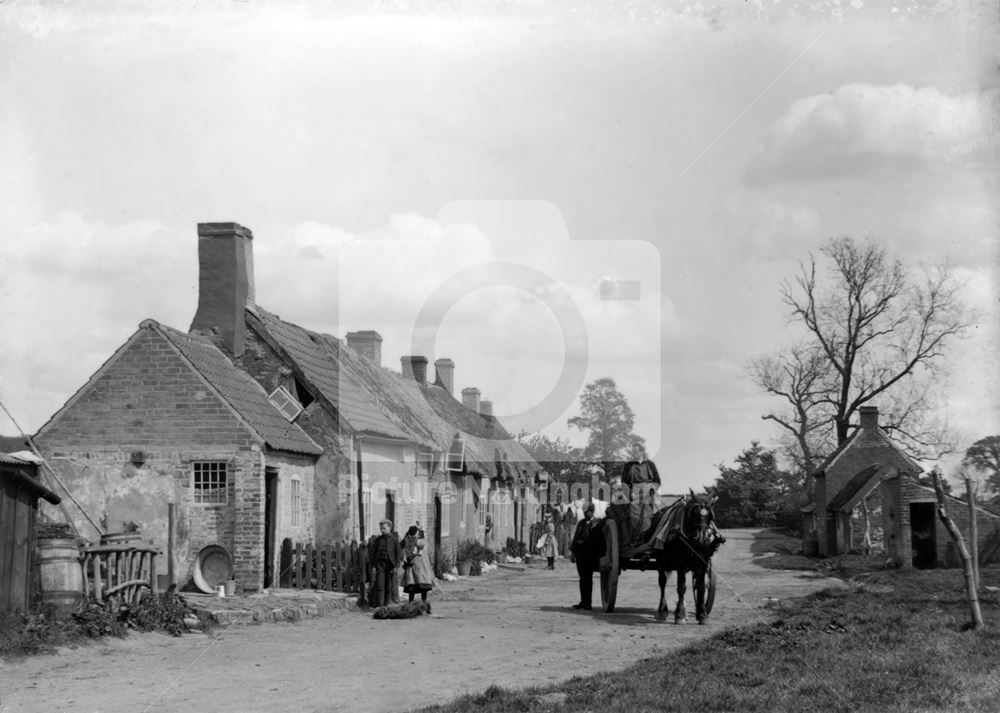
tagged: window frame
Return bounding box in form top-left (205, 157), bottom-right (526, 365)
top-left (192, 461), bottom-right (229, 505)
top-left (268, 385), bottom-right (303, 422)
top-left (290, 477), bottom-right (302, 527)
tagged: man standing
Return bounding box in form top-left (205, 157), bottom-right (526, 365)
top-left (369, 518), bottom-right (403, 607)
top-left (569, 503), bottom-right (598, 610)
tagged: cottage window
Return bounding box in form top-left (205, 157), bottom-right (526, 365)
top-left (440, 503), bottom-right (450, 537)
top-left (268, 385), bottom-right (303, 422)
top-left (192, 462), bottom-right (228, 504)
top-left (417, 450), bottom-right (433, 478)
top-left (446, 437), bottom-right (465, 472)
top-left (290, 478), bottom-right (301, 527)
top-left (362, 491), bottom-right (372, 539)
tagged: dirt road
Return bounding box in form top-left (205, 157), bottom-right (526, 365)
top-left (0, 529), bottom-right (844, 713)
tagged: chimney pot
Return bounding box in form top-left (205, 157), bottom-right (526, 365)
top-left (401, 356), bottom-right (428, 384)
top-left (434, 358), bottom-right (455, 394)
top-left (461, 387), bottom-right (480, 413)
top-left (189, 222), bottom-right (255, 358)
top-left (859, 406), bottom-right (879, 430)
top-left (346, 330), bottom-right (383, 365)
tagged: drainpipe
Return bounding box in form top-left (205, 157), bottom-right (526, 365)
top-left (356, 435), bottom-right (367, 606)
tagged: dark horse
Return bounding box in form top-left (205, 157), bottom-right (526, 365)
top-left (652, 491), bottom-right (723, 624)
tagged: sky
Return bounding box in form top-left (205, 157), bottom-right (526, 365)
top-left (1, 0), bottom-right (997, 492)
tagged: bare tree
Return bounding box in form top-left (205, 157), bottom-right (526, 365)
top-left (747, 342), bottom-right (834, 483)
top-left (753, 236), bottom-right (972, 462)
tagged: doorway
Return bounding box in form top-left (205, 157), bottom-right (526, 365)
top-left (434, 495), bottom-right (442, 571)
top-left (264, 468), bottom-right (278, 588)
top-left (386, 490), bottom-right (396, 530)
top-left (910, 502), bottom-right (937, 569)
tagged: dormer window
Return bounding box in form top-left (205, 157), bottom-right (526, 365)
top-left (268, 385), bottom-right (303, 422)
top-left (447, 436), bottom-right (465, 472)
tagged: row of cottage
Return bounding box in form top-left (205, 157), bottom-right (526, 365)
top-left (20, 222), bottom-right (551, 593)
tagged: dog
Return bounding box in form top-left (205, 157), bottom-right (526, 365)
top-left (372, 600), bottom-right (431, 619)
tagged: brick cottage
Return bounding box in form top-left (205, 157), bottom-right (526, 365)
top-left (34, 222), bottom-right (542, 592)
top-left (804, 406), bottom-right (1000, 567)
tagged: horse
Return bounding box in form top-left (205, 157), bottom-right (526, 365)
top-left (652, 491), bottom-right (723, 624)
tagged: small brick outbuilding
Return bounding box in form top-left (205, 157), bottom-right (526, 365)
top-left (803, 405), bottom-right (1000, 568)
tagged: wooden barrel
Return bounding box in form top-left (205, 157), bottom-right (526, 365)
top-left (37, 538), bottom-right (84, 615)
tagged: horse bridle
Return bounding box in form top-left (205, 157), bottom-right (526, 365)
top-left (684, 500), bottom-right (715, 547)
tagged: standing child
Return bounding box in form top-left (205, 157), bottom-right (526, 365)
top-left (402, 525), bottom-right (434, 610)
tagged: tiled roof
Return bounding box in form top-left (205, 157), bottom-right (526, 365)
top-left (248, 307), bottom-right (541, 477)
top-left (419, 386), bottom-right (536, 475)
top-left (0, 452), bottom-right (61, 503)
top-left (249, 309), bottom-right (417, 443)
top-left (0, 451), bottom-right (31, 466)
top-left (827, 464), bottom-right (882, 511)
top-left (153, 322), bottom-right (322, 456)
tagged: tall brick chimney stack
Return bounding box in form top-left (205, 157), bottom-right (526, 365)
top-left (462, 387), bottom-right (480, 413)
top-left (434, 358), bottom-right (455, 394)
top-left (346, 331), bottom-right (383, 365)
top-left (480, 399), bottom-right (494, 418)
top-left (401, 356), bottom-right (428, 384)
top-left (189, 222), bottom-right (255, 358)
top-left (859, 405), bottom-right (879, 431)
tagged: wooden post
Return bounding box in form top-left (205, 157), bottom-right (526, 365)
top-left (336, 542), bottom-right (344, 592)
top-left (167, 503), bottom-right (175, 589)
top-left (92, 552), bottom-right (102, 603)
top-left (932, 471), bottom-right (983, 630)
top-left (965, 475), bottom-right (979, 590)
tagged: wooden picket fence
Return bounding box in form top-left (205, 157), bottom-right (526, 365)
top-left (529, 521), bottom-right (573, 557)
top-left (280, 539), bottom-right (365, 593)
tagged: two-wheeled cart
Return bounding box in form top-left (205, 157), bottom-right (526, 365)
top-left (596, 517), bottom-right (717, 614)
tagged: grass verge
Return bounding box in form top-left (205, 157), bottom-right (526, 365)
top-left (417, 564), bottom-right (1000, 713)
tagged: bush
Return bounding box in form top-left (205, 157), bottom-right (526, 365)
top-left (0, 606), bottom-right (77, 659)
top-left (456, 539), bottom-right (490, 565)
top-left (125, 591), bottom-right (190, 636)
top-left (505, 537), bottom-right (527, 559)
top-left (1, 590), bottom-right (193, 660)
top-left (434, 547), bottom-right (454, 578)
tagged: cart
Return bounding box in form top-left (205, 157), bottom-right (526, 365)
top-left (596, 517), bottom-right (717, 614)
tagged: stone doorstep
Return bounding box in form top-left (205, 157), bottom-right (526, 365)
top-left (185, 589), bottom-right (358, 627)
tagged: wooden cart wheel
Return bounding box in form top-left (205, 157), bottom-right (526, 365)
top-left (599, 519), bottom-right (620, 613)
top-left (704, 562), bottom-right (717, 615)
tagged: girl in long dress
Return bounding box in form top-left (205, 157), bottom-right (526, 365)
top-left (540, 518), bottom-right (558, 569)
top-left (402, 525), bottom-right (434, 606)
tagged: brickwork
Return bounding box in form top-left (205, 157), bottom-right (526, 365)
top-left (241, 328), bottom-right (352, 543)
top-left (35, 325), bottom-right (295, 592)
top-left (812, 410), bottom-right (919, 557)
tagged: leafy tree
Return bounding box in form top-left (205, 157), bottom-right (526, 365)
top-left (515, 432), bottom-right (588, 483)
top-left (750, 236), bottom-right (972, 468)
top-left (706, 442), bottom-right (800, 529)
top-left (962, 436), bottom-right (1000, 495)
top-left (567, 377), bottom-right (642, 477)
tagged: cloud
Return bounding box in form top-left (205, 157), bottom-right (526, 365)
top-left (747, 83), bottom-right (996, 184)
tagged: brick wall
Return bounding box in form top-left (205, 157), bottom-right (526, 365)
top-left (880, 475), bottom-right (1000, 568)
top-left (814, 427), bottom-right (918, 556)
top-left (240, 329), bottom-right (353, 543)
top-left (37, 325), bottom-right (271, 590)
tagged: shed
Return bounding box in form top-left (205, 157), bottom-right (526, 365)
top-left (1, 452), bottom-right (61, 611)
